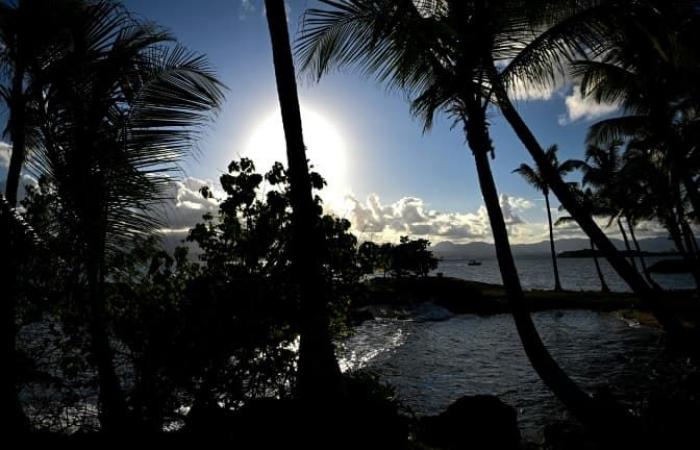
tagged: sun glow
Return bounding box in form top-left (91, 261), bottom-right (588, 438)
top-left (242, 107), bottom-right (350, 209)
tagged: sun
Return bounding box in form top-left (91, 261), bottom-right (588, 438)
top-left (242, 107), bottom-right (349, 208)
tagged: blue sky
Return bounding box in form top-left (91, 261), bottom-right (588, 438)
top-left (1, 0), bottom-right (631, 244)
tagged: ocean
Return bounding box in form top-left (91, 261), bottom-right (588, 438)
top-left (338, 255), bottom-right (696, 439)
top-left (436, 254), bottom-right (695, 291)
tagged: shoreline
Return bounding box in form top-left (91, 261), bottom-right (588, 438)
top-left (353, 276), bottom-right (700, 325)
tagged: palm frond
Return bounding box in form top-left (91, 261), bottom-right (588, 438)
top-left (586, 115), bottom-right (648, 146)
top-left (512, 163), bottom-right (546, 191)
top-left (500, 0), bottom-right (618, 99)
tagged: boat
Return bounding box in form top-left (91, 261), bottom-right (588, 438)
top-left (467, 259), bottom-right (482, 266)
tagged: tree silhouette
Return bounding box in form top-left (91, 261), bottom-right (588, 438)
top-left (556, 188), bottom-right (612, 293)
top-left (264, 0), bottom-right (344, 402)
top-left (29, 0), bottom-right (224, 430)
top-left (0, 0), bottom-right (81, 430)
top-left (513, 145), bottom-right (582, 291)
top-left (498, 0), bottom-right (689, 339)
top-left (297, 0), bottom-right (635, 434)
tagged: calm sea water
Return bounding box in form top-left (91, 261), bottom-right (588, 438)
top-left (437, 255), bottom-right (696, 291)
top-left (339, 255), bottom-right (696, 438)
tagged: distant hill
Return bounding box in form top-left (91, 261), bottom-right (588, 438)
top-left (431, 236), bottom-right (679, 260)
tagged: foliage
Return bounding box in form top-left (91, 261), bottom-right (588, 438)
top-left (358, 236), bottom-right (438, 278)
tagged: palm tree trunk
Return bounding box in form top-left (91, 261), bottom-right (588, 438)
top-left (680, 169), bottom-right (700, 226)
top-left (664, 212), bottom-right (700, 289)
top-left (666, 212), bottom-right (687, 256)
top-left (86, 234), bottom-right (128, 432)
top-left (0, 200), bottom-right (30, 434)
top-left (687, 224), bottom-right (700, 256)
top-left (264, 0), bottom-right (343, 402)
top-left (544, 192), bottom-right (563, 291)
top-left (617, 217), bottom-right (638, 271)
top-left (626, 217), bottom-right (660, 289)
top-left (679, 218), bottom-right (700, 288)
top-left (2, 65), bottom-right (30, 433)
top-left (5, 66), bottom-right (27, 208)
top-left (464, 101), bottom-right (632, 436)
top-left (495, 89), bottom-right (687, 342)
top-left (591, 239), bottom-right (611, 293)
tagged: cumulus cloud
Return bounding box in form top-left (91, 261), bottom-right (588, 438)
top-left (0, 142), bottom-right (38, 203)
top-left (155, 176), bottom-right (220, 231)
top-left (345, 192), bottom-right (534, 244)
top-left (558, 85), bottom-right (619, 125)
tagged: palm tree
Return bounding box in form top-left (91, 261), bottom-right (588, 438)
top-left (623, 143), bottom-right (700, 288)
top-left (556, 189), bottom-right (612, 293)
top-left (494, 0), bottom-right (691, 340)
top-left (0, 0), bottom-right (81, 432)
top-left (513, 145), bottom-right (582, 291)
top-left (570, 1), bottom-right (700, 223)
top-left (263, 0), bottom-right (344, 402)
top-left (33, 0), bottom-right (224, 430)
top-left (0, 0), bottom-right (78, 207)
top-left (298, 0), bottom-right (636, 434)
top-left (298, 0), bottom-right (687, 341)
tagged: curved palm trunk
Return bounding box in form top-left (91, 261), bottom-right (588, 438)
top-left (617, 217), bottom-right (638, 271)
top-left (626, 218), bottom-right (659, 289)
top-left (667, 213), bottom-right (688, 257)
top-left (590, 239), bottom-right (611, 293)
top-left (265, 0), bottom-right (343, 402)
top-left (544, 192), bottom-right (563, 291)
top-left (495, 90), bottom-right (688, 342)
top-left (464, 101), bottom-right (632, 435)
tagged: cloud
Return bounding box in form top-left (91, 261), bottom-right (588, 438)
top-left (0, 142), bottom-right (38, 204)
top-left (345, 192), bottom-right (534, 244)
top-left (155, 176), bottom-right (221, 231)
top-left (558, 85), bottom-right (619, 125)
top-left (239, 0), bottom-right (256, 20)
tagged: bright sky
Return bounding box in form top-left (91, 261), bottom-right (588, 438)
top-left (1, 0), bottom-right (644, 245)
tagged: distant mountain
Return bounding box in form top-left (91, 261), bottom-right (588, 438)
top-left (431, 236), bottom-right (679, 260)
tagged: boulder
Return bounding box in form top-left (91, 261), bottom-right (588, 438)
top-left (419, 395), bottom-right (521, 449)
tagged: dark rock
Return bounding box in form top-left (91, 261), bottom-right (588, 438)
top-left (543, 421), bottom-right (592, 450)
top-left (419, 395), bottom-right (521, 449)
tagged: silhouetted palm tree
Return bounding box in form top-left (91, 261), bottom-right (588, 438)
top-left (264, 0), bottom-right (344, 402)
top-left (578, 143), bottom-right (635, 257)
top-left (0, 0), bottom-right (82, 432)
top-left (33, 0), bottom-right (224, 430)
top-left (623, 143), bottom-right (700, 288)
top-left (556, 189), bottom-right (612, 293)
top-left (513, 145), bottom-right (582, 291)
top-left (571, 0), bottom-right (700, 224)
top-left (498, 0), bottom-right (690, 338)
top-left (298, 0), bottom-right (635, 433)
